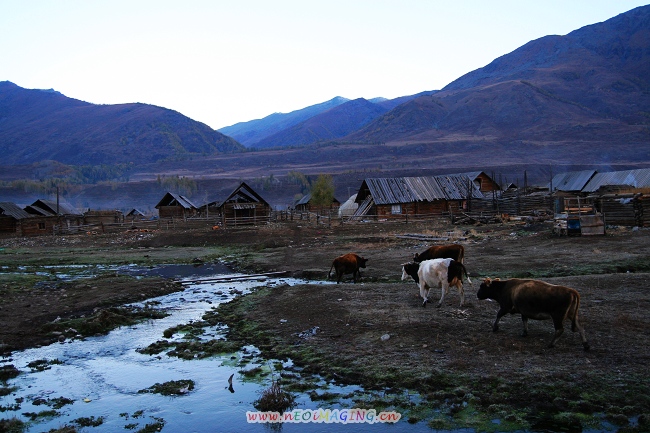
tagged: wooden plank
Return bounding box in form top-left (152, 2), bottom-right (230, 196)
top-left (179, 271), bottom-right (290, 285)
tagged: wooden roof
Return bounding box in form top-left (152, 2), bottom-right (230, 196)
top-left (155, 192), bottom-right (198, 209)
top-left (28, 199), bottom-right (81, 216)
top-left (220, 182), bottom-right (269, 207)
top-left (356, 175), bottom-right (484, 205)
top-left (0, 202), bottom-right (31, 220)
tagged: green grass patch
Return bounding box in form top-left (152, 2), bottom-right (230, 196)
top-left (0, 365), bottom-right (20, 383)
top-left (0, 418), bottom-right (25, 433)
top-left (42, 306), bottom-right (169, 338)
top-left (27, 359), bottom-right (63, 372)
top-left (138, 380), bottom-right (194, 396)
top-left (72, 416), bottom-right (104, 427)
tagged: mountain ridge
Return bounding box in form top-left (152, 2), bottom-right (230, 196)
top-left (0, 81), bottom-right (244, 165)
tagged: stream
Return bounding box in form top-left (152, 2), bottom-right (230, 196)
top-left (1, 264), bottom-right (435, 432)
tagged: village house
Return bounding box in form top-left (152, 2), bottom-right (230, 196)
top-left (23, 199), bottom-right (83, 233)
top-left (219, 182), bottom-right (270, 226)
top-left (293, 193), bottom-right (341, 214)
top-left (0, 202), bottom-right (57, 237)
top-left (460, 171), bottom-right (501, 193)
top-left (155, 192), bottom-right (199, 219)
top-left (126, 209), bottom-right (147, 221)
top-left (83, 209), bottom-right (124, 226)
top-left (353, 174), bottom-right (484, 219)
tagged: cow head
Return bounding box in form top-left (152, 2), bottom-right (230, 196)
top-left (358, 257), bottom-right (368, 268)
top-left (401, 262), bottom-right (420, 284)
top-left (477, 278), bottom-right (497, 299)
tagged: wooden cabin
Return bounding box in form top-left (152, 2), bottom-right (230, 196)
top-left (24, 199), bottom-right (83, 233)
top-left (84, 210), bottom-right (124, 225)
top-left (126, 209), bottom-right (147, 221)
top-left (197, 200), bottom-right (221, 218)
top-left (219, 182), bottom-right (270, 226)
top-left (155, 192), bottom-right (198, 219)
top-left (460, 171), bottom-right (501, 193)
top-left (353, 174), bottom-right (484, 219)
top-left (294, 193), bottom-right (341, 214)
top-left (0, 202), bottom-right (30, 237)
top-left (0, 202), bottom-right (55, 237)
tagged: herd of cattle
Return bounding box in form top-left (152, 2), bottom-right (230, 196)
top-left (328, 244), bottom-right (590, 351)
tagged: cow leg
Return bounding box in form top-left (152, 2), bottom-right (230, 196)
top-left (492, 307), bottom-right (509, 332)
top-left (548, 327), bottom-right (564, 348)
top-left (453, 280), bottom-right (465, 307)
top-left (548, 316), bottom-right (565, 348)
top-left (521, 316), bottom-right (529, 337)
top-left (336, 271), bottom-right (342, 284)
top-left (572, 318), bottom-right (590, 351)
top-left (436, 282), bottom-right (448, 308)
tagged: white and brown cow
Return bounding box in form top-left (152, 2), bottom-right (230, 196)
top-left (413, 244), bottom-right (465, 264)
top-left (328, 253), bottom-right (368, 284)
top-left (401, 258), bottom-right (471, 308)
top-left (477, 278), bottom-right (590, 350)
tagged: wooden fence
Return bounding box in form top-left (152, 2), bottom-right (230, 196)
top-left (39, 192), bottom-right (650, 236)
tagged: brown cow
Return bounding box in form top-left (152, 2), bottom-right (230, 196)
top-left (328, 253), bottom-right (368, 284)
top-left (477, 278), bottom-right (589, 350)
top-left (414, 244), bottom-right (464, 264)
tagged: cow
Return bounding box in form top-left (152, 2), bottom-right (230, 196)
top-left (413, 244), bottom-right (465, 264)
top-left (328, 253), bottom-right (368, 284)
top-left (476, 278), bottom-right (590, 350)
top-left (401, 258), bottom-right (471, 307)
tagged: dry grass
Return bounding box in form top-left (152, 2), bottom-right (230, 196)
top-left (253, 380), bottom-right (296, 413)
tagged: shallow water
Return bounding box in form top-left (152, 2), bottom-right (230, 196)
top-left (0, 265), bottom-right (434, 432)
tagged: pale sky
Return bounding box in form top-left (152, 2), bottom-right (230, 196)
top-left (1, 1), bottom-right (648, 130)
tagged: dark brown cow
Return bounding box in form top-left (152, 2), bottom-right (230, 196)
top-left (328, 253), bottom-right (368, 284)
top-left (477, 278), bottom-right (589, 350)
top-left (413, 244), bottom-right (464, 264)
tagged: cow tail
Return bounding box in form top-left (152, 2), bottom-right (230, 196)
top-left (569, 292), bottom-right (580, 331)
top-left (461, 263), bottom-right (472, 285)
top-left (328, 262), bottom-right (335, 279)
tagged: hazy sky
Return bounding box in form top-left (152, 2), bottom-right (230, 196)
top-left (1, 1), bottom-right (648, 130)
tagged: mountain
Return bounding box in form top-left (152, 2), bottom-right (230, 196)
top-left (225, 91), bottom-right (438, 149)
top-left (252, 98), bottom-right (390, 149)
top-left (217, 96), bottom-right (350, 147)
top-left (0, 81), bottom-right (244, 165)
top-left (346, 5), bottom-right (650, 146)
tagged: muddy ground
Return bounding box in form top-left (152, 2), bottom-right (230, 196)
top-left (1, 218), bottom-right (650, 430)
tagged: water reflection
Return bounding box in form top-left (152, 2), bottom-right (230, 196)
top-left (0, 264), bottom-right (429, 432)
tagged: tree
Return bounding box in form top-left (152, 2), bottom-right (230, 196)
top-left (310, 174), bottom-right (335, 213)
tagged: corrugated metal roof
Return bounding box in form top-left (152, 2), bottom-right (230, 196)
top-left (435, 175), bottom-right (484, 200)
top-left (582, 168), bottom-right (650, 193)
top-left (295, 193), bottom-right (311, 206)
top-left (549, 170), bottom-right (597, 192)
top-left (362, 175), bottom-right (483, 205)
top-left (32, 199), bottom-right (81, 215)
top-left (24, 204), bottom-right (56, 216)
top-left (0, 202), bottom-right (31, 219)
